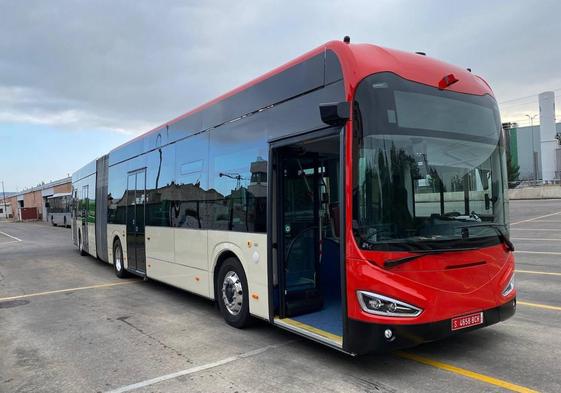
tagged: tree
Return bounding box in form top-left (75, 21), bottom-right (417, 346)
top-left (506, 150), bottom-right (520, 188)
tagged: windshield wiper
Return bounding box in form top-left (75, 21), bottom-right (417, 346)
top-left (384, 247), bottom-right (478, 268)
top-left (458, 223), bottom-right (515, 252)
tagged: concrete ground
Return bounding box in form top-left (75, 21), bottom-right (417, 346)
top-left (1, 200), bottom-right (560, 393)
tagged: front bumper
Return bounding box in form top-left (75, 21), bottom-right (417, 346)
top-left (346, 298), bottom-right (516, 355)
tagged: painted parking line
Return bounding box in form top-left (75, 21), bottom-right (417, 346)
top-left (515, 250), bottom-right (561, 256)
top-left (0, 230), bottom-right (22, 242)
top-left (511, 228), bottom-right (559, 231)
top-left (0, 240), bottom-right (21, 246)
top-left (396, 351), bottom-right (539, 393)
top-left (515, 269), bottom-right (561, 277)
top-left (518, 301), bottom-right (561, 311)
top-left (527, 220), bottom-right (561, 223)
top-left (104, 340), bottom-right (295, 393)
top-left (511, 210), bottom-right (561, 226)
top-left (0, 280), bottom-right (140, 303)
top-left (512, 237), bottom-right (561, 241)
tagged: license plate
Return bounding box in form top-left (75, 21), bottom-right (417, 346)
top-left (451, 312), bottom-right (484, 331)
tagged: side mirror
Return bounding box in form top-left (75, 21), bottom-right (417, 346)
top-left (319, 102), bottom-right (350, 126)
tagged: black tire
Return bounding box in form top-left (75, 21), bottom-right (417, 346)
top-left (78, 231), bottom-right (87, 256)
top-left (216, 257), bottom-right (251, 328)
top-left (113, 238), bottom-right (128, 278)
top-left (63, 216), bottom-right (67, 227)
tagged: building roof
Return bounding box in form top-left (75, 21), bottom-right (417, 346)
top-left (16, 177), bottom-right (71, 197)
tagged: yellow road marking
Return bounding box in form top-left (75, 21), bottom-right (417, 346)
top-left (396, 351), bottom-right (539, 393)
top-left (516, 269), bottom-right (561, 277)
top-left (0, 280), bottom-right (140, 302)
top-left (518, 301), bottom-right (561, 311)
top-left (279, 317), bottom-right (343, 344)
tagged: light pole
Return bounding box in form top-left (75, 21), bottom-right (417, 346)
top-left (525, 114), bottom-right (539, 181)
top-left (1, 180), bottom-right (7, 219)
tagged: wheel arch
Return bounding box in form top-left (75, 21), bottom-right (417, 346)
top-left (212, 248), bottom-right (245, 301)
top-left (112, 235), bottom-right (121, 251)
top-left (108, 228), bottom-right (126, 268)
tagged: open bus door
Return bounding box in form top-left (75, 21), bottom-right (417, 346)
top-left (270, 129), bottom-right (346, 350)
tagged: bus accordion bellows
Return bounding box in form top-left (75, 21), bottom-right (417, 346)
top-left (71, 39), bottom-right (516, 355)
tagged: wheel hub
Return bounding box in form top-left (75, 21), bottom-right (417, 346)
top-left (222, 271), bottom-right (243, 315)
top-left (115, 247), bottom-right (122, 271)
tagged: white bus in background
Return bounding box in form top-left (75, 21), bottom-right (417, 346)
top-left (46, 193), bottom-right (72, 227)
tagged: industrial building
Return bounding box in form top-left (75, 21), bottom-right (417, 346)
top-left (505, 91), bottom-right (561, 182)
top-left (5, 177), bottom-right (71, 221)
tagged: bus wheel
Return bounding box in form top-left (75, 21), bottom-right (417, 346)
top-left (217, 257), bottom-right (251, 328)
top-left (113, 239), bottom-right (128, 278)
top-left (79, 231), bottom-right (86, 256)
top-left (63, 216), bottom-right (67, 227)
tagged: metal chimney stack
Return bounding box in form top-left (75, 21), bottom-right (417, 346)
top-left (539, 91), bottom-right (557, 182)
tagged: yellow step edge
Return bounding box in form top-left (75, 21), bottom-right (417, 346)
top-left (276, 317), bottom-right (343, 344)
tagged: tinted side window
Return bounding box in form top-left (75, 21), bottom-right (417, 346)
top-left (145, 144), bottom-right (175, 226)
top-left (108, 162), bottom-right (128, 225)
top-left (173, 133), bottom-right (209, 229)
top-left (209, 118), bottom-right (268, 233)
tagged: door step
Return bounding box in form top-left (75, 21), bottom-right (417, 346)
top-left (274, 317), bottom-right (342, 348)
top-left (127, 268), bottom-right (146, 278)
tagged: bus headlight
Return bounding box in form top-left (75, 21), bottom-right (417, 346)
top-left (502, 274), bottom-right (515, 297)
top-left (357, 291), bottom-right (422, 317)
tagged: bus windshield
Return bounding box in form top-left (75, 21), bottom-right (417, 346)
top-left (352, 72), bottom-right (509, 251)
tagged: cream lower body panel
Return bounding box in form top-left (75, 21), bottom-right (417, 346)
top-left (87, 222), bottom-right (96, 258)
top-left (147, 257), bottom-right (210, 298)
top-left (175, 228), bottom-right (207, 271)
top-left (146, 226), bottom-right (209, 297)
top-left (114, 225), bottom-right (270, 320)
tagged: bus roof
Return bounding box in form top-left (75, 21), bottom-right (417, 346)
top-left (104, 39), bottom-right (494, 166)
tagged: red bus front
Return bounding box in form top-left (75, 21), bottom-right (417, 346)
top-left (343, 69), bottom-right (516, 354)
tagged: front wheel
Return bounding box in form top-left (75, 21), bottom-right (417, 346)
top-left (113, 239), bottom-right (128, 278)
top-left (217, 257), bottom-right (251, 328)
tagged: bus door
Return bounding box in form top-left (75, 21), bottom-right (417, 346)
top-left (271, 130), bottom-right (344, 347)
top-left (126, 169), bottom-right (147, 274)
top-left (72, 189), bottom-right (78, 245)
top-left (81, 185), bottom-right (89, 253)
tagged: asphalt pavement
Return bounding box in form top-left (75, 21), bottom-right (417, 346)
top-left (1, 200), bottom-right (560, 393)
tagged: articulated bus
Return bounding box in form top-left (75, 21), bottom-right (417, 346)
top-left (47, 193), bottom-right (72, 227)
top-left (72, 39), bottom-right (516, 355)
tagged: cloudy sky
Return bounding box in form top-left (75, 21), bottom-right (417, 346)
top-left (1, 0), bottom-right (560, 191)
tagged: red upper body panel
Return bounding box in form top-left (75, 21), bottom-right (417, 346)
top-left (115, 40), bottom-right (494, 152)
top-left (328, 40), bottom-right (493, 97)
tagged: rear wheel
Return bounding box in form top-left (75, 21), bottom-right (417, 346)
top-left (217, 257), bottom-right (251, 328)
top-left (78, 231), bottom-right (86, 256)
top-left (113, 239), bottom-right (128, 278)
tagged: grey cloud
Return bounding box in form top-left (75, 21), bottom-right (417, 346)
top-left (0, 0), bottom-right (559, 133)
